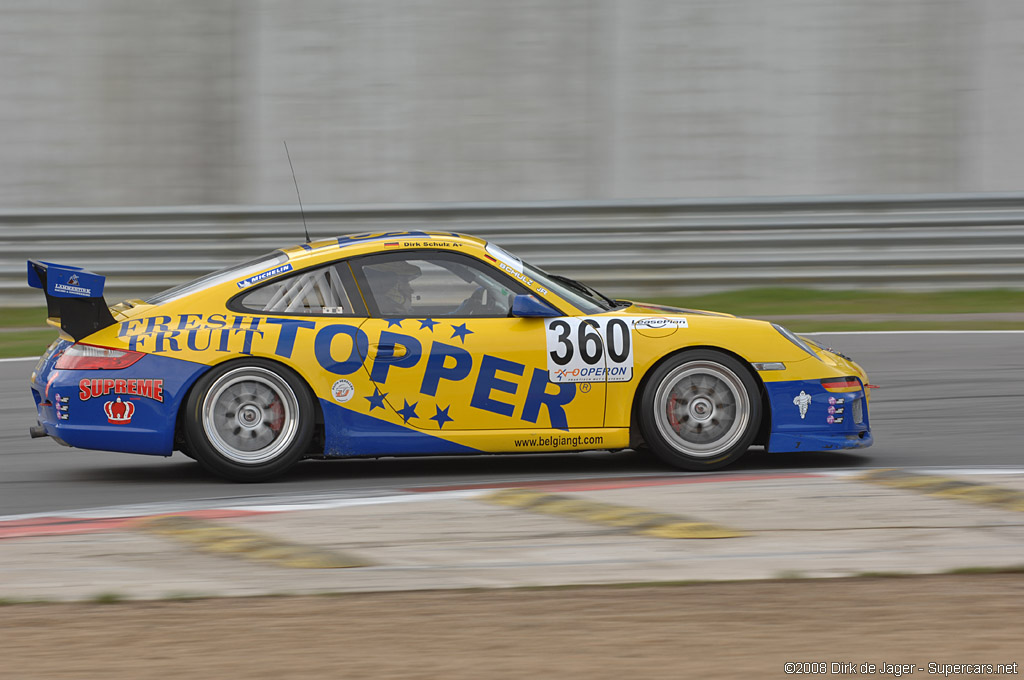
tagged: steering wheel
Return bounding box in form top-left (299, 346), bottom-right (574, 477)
top-left (454, 286), bottom-right (502, 315)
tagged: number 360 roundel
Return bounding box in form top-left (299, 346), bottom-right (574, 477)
top-left (545, 317), bottom-right (635, 383)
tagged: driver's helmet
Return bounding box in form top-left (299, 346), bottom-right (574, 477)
top-left (364, 260), bottom-right (421, 314)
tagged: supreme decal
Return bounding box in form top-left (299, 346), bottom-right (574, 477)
top-left (80, 378), bottom-right (164, 403)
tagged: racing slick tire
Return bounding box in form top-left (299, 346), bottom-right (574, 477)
top-left (638, 350), bottom-right (761, 471)
top-left (183, 359), bottom-right (315, 482)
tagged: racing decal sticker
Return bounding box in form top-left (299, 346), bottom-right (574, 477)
top-left (119, 314), bottom-right (267, 355)
top-left (793, 390), bottom-right (812, 419)
top-left (450, 323), bottom-right (474, 343)
top-left (237, 263), bottom-right (293, 289)
top-left (54, 392), bottom-right (70, 419)
top-left (104, 398), bottom-right (135, 424)
top-left (632, 317), bottom-right (689, 329)
top-left (331, 379), bottom-right (355, 403)
top-left (52, 277), bottom-right (93, 297)
top-left (79, 378), bottom-right (164, 402)
top-left (429, 404), bottom-right (454, 428)
top-left (365, 388), bottom-right (388, 412)
top-left (34, 264), bottom-right (107, 299)
top-left (337, 231), bottom-right (434, 247)
top-left (827, 397), bottom-right (845, 424)
top-left (546, 317), bottom-right (634, 383)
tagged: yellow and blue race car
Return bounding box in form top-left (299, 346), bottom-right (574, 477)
top-left (28, 231), bottom-right (872, 481)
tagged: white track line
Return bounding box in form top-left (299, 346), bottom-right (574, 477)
top-left (0, 356), bottom-right (40, 363)
top-left (5, 468), bottom-right (1024, 524)
top-left (0, 489), bottom-right (487, 524)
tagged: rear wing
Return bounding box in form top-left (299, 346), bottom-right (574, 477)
top-left (27, 260), bottom-right (116, 341)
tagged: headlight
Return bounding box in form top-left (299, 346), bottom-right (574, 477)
top-left (771, 324), bottom-right (821, 361)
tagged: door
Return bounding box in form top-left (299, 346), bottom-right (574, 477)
top-left (350, 250), bottom-right (606, 432)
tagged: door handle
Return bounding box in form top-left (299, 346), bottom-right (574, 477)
top-left (368, 343), bottom-right (407, 360)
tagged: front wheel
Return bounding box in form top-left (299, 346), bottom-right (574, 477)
top-left (183, 359), bottom-right (315, 482)
top-left (638, 350), bottom-right (761, 471)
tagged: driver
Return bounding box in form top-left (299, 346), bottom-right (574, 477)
top-left (364, 260), bottom-right (422, 315)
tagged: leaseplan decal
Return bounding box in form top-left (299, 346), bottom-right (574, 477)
top-left (632, 317), bottom-right (688, 329)
top-left (237, 264), bottom-right (293, 289)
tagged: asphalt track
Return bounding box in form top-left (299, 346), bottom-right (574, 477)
top-left (1, 332), bottom-right (1020, 517)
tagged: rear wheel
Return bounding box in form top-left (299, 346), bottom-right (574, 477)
top-left (638, 350), bottom-right (760, 471)
top-left (184, 359), bottom-right (314, 482)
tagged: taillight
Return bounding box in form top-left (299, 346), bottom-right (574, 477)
top-left (54, 344), bottom-right (145, 370)
top-left (821, 377), bottom-right (862, 391)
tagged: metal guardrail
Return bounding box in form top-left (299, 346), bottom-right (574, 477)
top-left (4, 193), bottom-right (1024, 306)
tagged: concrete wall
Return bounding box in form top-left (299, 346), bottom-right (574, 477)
top-left (0, 0), bottom-right (1022, 208)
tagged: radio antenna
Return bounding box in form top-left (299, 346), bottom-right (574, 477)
top-left (283, 140), bottom-right (311, 243)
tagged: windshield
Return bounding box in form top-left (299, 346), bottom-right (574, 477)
top-left (484, 242), bottom-right (620, 314)
top-left (146, 250), bottom-right (289, 305)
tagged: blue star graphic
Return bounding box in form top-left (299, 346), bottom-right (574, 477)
top-left (397, 399), bottom-right (419, 423)
top-left (418, 318), bottom-right (439, 331)
top-left (365, 388), bottom-right (388, 412)
top-left (450, 322), bottom-right (474, 343)
top-left (429, 404), bottom-right (454, 429)
top-left (384, 318), bottom-right (404, 328)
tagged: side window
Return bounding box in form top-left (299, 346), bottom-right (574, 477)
top-left (352, 252), bottom-right (528, 318)
top-left (236, 263), bottom-right (358, 315)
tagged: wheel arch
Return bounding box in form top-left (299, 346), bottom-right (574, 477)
top-left (173, 354), bottom-right (325, 457)
top-left (629, 344), bottom-right (772, 448)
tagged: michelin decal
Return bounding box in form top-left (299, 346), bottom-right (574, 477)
top-left (237, 264), bottom-right (293, 289)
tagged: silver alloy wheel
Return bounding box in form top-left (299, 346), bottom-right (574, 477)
top-left (652, 360), bottom-right (751, 458)
top-left (201, 366), bottom-right (300, 465)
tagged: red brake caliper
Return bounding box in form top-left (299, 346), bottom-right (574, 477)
top-left (266, 399), bottom-right (285, 434)
top-left (667, 396), bottom-right (681, 430)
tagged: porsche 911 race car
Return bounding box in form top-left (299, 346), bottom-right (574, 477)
top-left (27, 231), bottom-right (872, 481)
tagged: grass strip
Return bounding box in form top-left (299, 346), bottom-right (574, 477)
top-left (650, 287), bottom-right (1024, 316)
top-left (3, 287), bottom-right (1024, 359)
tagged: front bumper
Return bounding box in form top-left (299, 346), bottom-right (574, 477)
top-left (762, 378), bottom-right (872, 453)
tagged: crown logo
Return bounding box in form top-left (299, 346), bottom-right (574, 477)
top-left (104, 397), bottom-right (135, 424)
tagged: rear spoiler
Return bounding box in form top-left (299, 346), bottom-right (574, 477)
top-left (27, 260), bottom-right (116, 341)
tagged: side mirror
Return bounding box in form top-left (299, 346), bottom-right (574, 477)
top-left (511, 294), bottom-right (561, 318)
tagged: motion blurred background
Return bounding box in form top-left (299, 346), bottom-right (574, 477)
top-left (3, 0), bottom-right (1024, 323)
top-left (3, 0), bottom-right (1024, 208)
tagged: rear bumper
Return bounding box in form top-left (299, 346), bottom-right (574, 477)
top-left (762, 378), bottom-right (872, 454)
top-left (30, 345), bottom-right (208, 457)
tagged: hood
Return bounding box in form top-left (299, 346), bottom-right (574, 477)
top-left (621, 301), bottom-right (736, 318)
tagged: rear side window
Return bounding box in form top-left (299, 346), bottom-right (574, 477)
top-left (236, 263), bottom-right (359, 315)
top-left (147, 251), bottom-right (289, 305)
